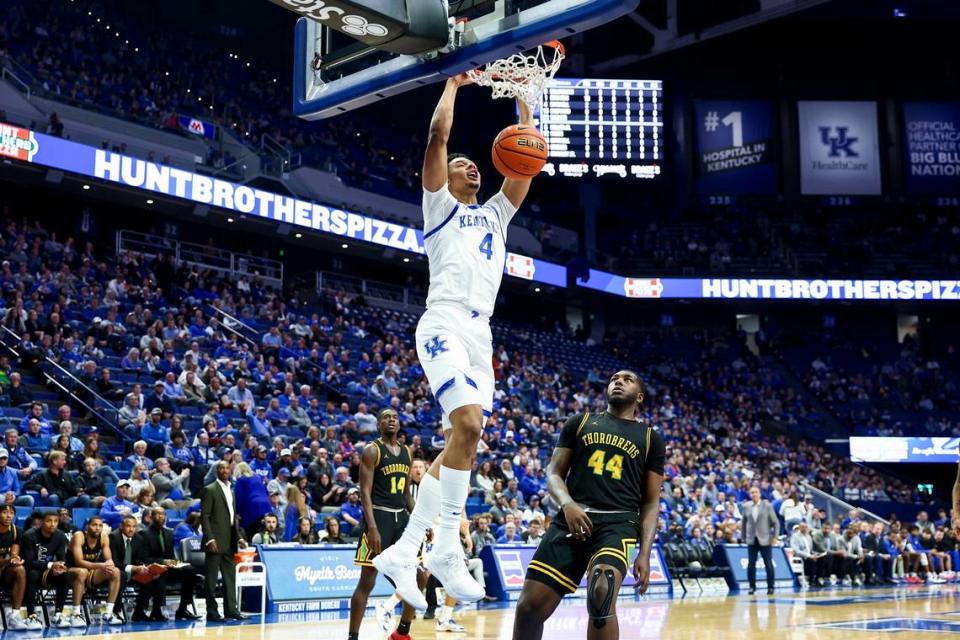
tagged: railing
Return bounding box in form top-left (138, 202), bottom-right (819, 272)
top-left (798, 481), bottom-right (889, 527)
top-left (115, 230), bottom-right (177, 261)
top-left (261, 134), bottom-right (302, 177)
top-left (1, 67), bottom-right (31, 100)
top-left (116, 230), bottom-right (283, 288)
top-left (0, 326), bottom-right (129, 442)
top-left (207, 305), bottom-right (259, 347)
top-left (178, 240), bottom-right (234, 276)
top-left (314, 271), bottom-right (426, 310)
top-left (235, 253), bottom-right (284, 287)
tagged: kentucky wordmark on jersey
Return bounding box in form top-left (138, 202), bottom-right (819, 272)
top-left (422, 185), bottom-right (517, 318)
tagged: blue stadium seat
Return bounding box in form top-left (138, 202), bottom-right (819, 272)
top-left (72, 508), bottom-right (99, 530)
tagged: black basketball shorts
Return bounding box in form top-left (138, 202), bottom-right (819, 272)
top-left (526, 511), bottom-right (638, 595)
top-left (354, 508), bottom-right (409, 567)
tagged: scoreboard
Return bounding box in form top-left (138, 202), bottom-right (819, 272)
top-left (534, 78), bottom-right (664, 180)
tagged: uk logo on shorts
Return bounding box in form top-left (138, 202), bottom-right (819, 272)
top-left (424, 336), bottom-right (449, 359)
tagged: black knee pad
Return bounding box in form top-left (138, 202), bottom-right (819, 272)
top-left (586, 567), bottom-right (616, 629)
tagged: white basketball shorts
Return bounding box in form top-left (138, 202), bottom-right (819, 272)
top-left (416, 303), bottom-right (494, 430)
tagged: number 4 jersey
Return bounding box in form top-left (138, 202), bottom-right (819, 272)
top-left (558, 411), bottom-right (666, 512)
top-left (421, 185), bottom-right (517, 318)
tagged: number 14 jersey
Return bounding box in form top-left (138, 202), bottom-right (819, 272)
top-left (372, 439), bottom-right (412, 510)
top-left (557, 411), bottom-right (666, 513)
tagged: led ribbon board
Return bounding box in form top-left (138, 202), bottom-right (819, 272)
top-left (577, 271), bottom-right (960, 301)
top-left (0, 122), bottom-right (566, 288)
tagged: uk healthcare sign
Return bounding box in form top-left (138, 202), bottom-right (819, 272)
top-left (797, 101), bottom-right (882, 195)
top-left (902, 102), bottom-right (960, 194)
top-left (0, 122), bottom-right (566, 288)
top-left (849, 437), bottom-right (960, 463)
top-left (694, 100), bottom-right (776, 195)
top-left (577, 271), bottom-right (960, 301)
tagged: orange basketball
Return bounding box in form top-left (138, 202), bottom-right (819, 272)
top-left (492, 124), bottom-right (549, 180)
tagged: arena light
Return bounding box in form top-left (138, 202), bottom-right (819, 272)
top-left (295, 232), bottom-right (302, 238)
top-left (403, 257), bottom-right (410, 263)
top-left (341, 243), bottom-right (349, 249)
top-left (534, 287), bottom-right (541, 293)
top-left (146, 199), bottom-right (154, 204)
top-left (227, 217), bottom-right (235, 223)
top-left (82, 185), bottom-right (90, 190)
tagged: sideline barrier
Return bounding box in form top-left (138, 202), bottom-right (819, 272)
top-left (256, 544), bottom-right (393, 613)
top-left (480, 543), bottom-right (672, 600)
top-left (711, 544), bottom-right (798, 592)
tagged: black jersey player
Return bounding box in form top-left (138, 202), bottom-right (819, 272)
top-left (348, 409), bottom-right (417, 640)
top-left (513, 370), bottom-right (666, 640)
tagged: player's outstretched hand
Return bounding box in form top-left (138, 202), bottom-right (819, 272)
top-left (367, 528), bottom-right (382, 556)
top-left (563, 503), bottom-right (593, 540)
top-left (633, 553), bottom-right (650, 595)
top-left (449, 72), bottom-right (474, 88)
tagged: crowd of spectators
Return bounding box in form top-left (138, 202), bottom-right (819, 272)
top-left (797, 336), bottom-right (959, 437)
top-left (0, 0), bottom-right (419, 195)
top-left (0, 200), bottom-right (948, 625)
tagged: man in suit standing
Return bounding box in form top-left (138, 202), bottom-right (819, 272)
top-left (135, 507), bottom-right (200, 620)
top-left (201, 460), bottom-right (247, 621)
top-left (741, 486), bottom-right (780, 594)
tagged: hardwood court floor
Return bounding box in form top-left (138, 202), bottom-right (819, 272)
top-left (37, 584), bottom-right (960, 640)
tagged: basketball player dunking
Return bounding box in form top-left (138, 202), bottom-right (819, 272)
top-left (373, 73), bottom-right (537, 609)
top-left (512, 371), bottom-right (666, 640)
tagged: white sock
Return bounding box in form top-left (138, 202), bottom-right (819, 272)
top-left (393, 473), bottom-right (441, 557)
top-left (434, 466), bottom-right (470, 554)
top-left (385, 593), bottom-right (401, 610)
top-left (439, 604), bottom-right (453, 622)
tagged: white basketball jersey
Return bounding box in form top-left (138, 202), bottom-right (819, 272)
top-left (422, 185), bottom-right (517, 317)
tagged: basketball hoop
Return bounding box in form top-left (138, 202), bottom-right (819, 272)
top-left (467, 40), bottom-right (565, 109)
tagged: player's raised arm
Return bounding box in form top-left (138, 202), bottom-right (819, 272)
top-left (423, 73), bottom-right (473, 192)
top-left (500, 99), bottom-right (535, 209)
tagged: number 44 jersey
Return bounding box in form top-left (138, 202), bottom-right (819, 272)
top-left (558, 412), bottom-right (667, 513)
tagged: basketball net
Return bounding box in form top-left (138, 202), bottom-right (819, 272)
top-left (467, 41), bottom-right (565, 109)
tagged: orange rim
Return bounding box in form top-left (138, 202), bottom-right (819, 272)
top-left (544, 40), bottom-right (566, 57)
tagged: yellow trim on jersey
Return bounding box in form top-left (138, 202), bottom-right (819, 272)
top-left (373, 439), bottom-right (382, 467)
top-left (644, 427), bottom-right (651, 464)
top-left (528, 560), bottom-right (578, 592)
top-left (576, 412), bottom-right (591, 436)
